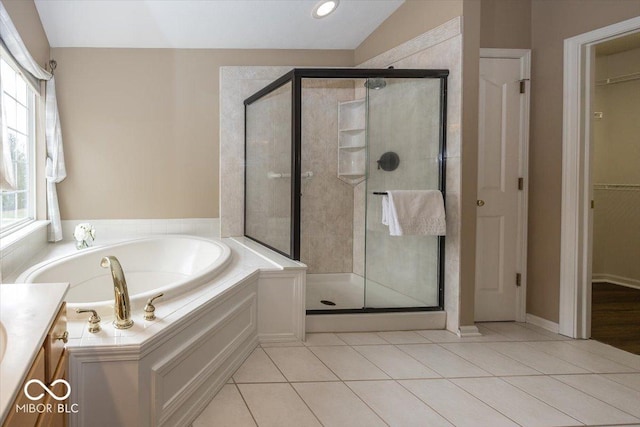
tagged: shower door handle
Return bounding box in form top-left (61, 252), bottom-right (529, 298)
top-left (477, 200), bottom-right (485, 207)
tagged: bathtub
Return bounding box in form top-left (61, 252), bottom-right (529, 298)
top-left (17, 235), bottom-right (232, 317)
top-left (10, 235), bottom-right (307, 427)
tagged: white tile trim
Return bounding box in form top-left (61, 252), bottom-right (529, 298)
top-left (60, 218), bottom-right (220, 242)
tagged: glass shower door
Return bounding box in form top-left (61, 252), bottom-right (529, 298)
top-left (364, 78), bottom-right (444, 309)
top-left (245, 81), bottom-right (294, 256)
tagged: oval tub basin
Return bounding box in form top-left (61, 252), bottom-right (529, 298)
top-left (18, 236), bottom-right (232, 316)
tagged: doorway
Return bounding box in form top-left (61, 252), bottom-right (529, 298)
top-left (589, 34), bottom-right (640, 354)
top-left (559, 16), bottom-right (640, 340)
top-left (474, 49), bottom-right (530, 322)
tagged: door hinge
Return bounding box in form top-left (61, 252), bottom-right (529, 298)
top-left (516, 273), bottom-right (522, 287)
top-left (518, 177), bottom-right (524, 190)
top-left (519, 79), bottom-right (530, 94)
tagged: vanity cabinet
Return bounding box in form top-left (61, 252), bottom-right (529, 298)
top-left (35, 350), bottom-right (68, 427)
top-left (2, 303), bottom-right (68, 427)
top-left (1, 348), bottom-right (45, 427)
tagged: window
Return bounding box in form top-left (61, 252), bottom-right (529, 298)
top-left (0, 53), bottom-right (37, 235)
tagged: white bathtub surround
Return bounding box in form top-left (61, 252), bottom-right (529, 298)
top-left (12, 236), bottom-right (305, 427)
top-left (60, 218), bottom-right (220, 242)
top-left (0, 221), bottom-right (49, 283)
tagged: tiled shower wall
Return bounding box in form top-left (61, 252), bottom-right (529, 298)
top-left (300, 80), bottom-right (357, 273)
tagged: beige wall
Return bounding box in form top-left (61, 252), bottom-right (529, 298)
top-left (528, 0), bottom-right (640, 323)
top-left (52, 48), bottom-right (352, 219)
top-left (2, 0), bottom-right (49, 68)
top-left (480, 0), bottom-right (531, 48)
top-left (354, 0), bottom-right (463, 64)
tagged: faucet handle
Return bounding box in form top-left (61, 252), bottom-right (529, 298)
top-left (75, 308), bottom-right (101, 333)
top-left (144, 293), bottom-right (164, 321)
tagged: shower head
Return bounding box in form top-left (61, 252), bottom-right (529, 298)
top-left (364, 78), bottom-right (387, 90)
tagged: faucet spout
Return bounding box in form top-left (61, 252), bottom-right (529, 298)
top-left (100, 256), bottom-right (134, 329)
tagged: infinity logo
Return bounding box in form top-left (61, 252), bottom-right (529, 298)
top-left (24, 379), bottom-right (71, 401)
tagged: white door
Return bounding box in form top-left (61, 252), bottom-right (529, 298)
top-left (475, 55), bottom-right (529, 322)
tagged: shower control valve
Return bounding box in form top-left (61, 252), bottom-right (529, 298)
top-left (144, 293), bottom-right (164, 321)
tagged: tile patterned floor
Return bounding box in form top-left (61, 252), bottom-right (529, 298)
top-left (192, 322), bottom-right (640, 427)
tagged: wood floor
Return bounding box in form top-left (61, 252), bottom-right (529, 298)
top-left (591, 282), bottom-right (640, 355)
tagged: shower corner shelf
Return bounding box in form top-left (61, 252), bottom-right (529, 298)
top-left (338, 98), bottom-right (366, 185)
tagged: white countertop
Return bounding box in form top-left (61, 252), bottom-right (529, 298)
top-left (0, 282), bottom-right (68, 424)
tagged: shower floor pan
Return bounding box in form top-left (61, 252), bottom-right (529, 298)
top-left (306, 273), bottom-right (429, 310)
top-left (305, 273), bottom-right (446, 332)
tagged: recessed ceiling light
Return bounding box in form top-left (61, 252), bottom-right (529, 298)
top-left (312, 0), bottom-right (339, 19)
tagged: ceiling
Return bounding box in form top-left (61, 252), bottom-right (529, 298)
top-left (34, 0), bottom-right (405, 50)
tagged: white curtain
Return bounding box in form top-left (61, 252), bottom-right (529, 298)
top-left (1, 2), bottom-right (66, 241)
top-left (45, 77), bottom-right (66, 241)
top-left (0, 73), bottom-right (16, 190)
top-left (0, 5), bottom-right (51, 81)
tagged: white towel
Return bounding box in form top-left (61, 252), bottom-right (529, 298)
top-left (382, 190), bottom-right (446, 236)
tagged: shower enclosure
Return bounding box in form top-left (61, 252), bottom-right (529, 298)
top-left (244, 69), bottom-right (448, 314)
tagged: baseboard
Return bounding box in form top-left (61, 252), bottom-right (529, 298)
top-left (457, 325), bottom-right (482, 337)
top-left (526, 313), bottom-right (560, 334)
top-left (592, 274), bottom-right (640, 291)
